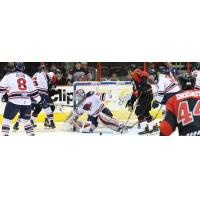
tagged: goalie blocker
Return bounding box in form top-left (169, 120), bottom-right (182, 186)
top-left (66, 89), bottom-right (128, 133)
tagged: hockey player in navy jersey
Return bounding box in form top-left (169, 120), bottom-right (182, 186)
top-left (0, 63), bottom-right (48, 136)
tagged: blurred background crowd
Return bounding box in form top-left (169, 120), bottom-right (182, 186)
top-left (0, 62), bottom-right (197, 85)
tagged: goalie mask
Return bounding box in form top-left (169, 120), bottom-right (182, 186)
top-left (76, 89), bottom-right (85, 101)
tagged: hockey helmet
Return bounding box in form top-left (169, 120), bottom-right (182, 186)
top-left (15, 62), bottom-right (25, 72)
top-left (170, 67), bottom-right (179, 75)
top-left (53, 68), bottom-right (63, 80)
top-left (147, 68), bottom-right (158, 84)
top-left (76, 89), bottom-right (85, 101)
top-left (179, 73), bottom-right (195, 90)
top-left (158, 66), bottom-right (169, 74)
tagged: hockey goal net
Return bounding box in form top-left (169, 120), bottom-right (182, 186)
top-left (73, 81), bottom-right (136, 123)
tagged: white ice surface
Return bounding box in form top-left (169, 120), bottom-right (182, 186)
top-left (0, 121), bottom-right (179, 136)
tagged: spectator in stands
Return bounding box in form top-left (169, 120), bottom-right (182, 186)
top-left (66, 62), bottom-right (92, 85)
top-left (110, 73), bottom-right (120, 81)
top-left (81, 62), bottom-right (93, 81)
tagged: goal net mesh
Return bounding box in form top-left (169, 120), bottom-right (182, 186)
top-left (73, 81), bottom-right (137, 124)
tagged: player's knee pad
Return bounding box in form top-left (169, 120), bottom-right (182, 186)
top-left (66, 112), bottom-right (79, 125)
top-left (98, 112), bottom-right (122, 132)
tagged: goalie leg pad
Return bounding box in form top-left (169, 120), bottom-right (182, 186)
top-left (98, 112), bottom-right (123, 132)
top-left (66, 112), bottom-right (79, 124)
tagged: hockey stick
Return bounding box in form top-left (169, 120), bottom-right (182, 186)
top-left (121, 92), bottom-right (143, 134)
top-left (152, 104), bottom-right (162, 121)
top-left (121, 87), bottom-right (154, 134)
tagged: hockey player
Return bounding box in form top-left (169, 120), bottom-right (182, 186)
top-left (30, 65), bottom-right (62, 128)
top-left (67, 89), bottom-right (128, 133)
top-left (13, 64), bottom-right (62, 130)
top-left (160, 73), bottom-right (200, 136)
top-left (125, 66), bottom-right (157, 134)
top-left (0, 62), bottom-right (48, 136)
top-left (148, 66), bottom-right (181, 119)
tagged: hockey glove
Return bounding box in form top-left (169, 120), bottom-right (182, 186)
top-left (1, 94), bottom-right (8, 103)
top-left (39, 99), bottom-right (49, 109)
top-left (152, 100), bottom-right (160, 109)
top-left (125, 95), bottom-right (137, 111)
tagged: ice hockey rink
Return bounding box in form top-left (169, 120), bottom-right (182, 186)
top-left (0, 121), bottom-right (178, 136)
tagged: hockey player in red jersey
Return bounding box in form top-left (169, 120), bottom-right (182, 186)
top-left (126, 66), bottom-right (158, 134)
top-left (160, 73), bottom-right (200, 136)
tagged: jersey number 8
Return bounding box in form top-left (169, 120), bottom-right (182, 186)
top-left (17, 78), bottom-right (27, 91)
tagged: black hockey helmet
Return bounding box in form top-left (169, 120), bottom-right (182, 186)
top-left (15, 62), bottom-right (25, 72)
top-left (179, 73), bottom-right (195, 90)
top-left (128, 64), bottom-right (137, 71)
top-left (147, 68), bottom-right (158, 84)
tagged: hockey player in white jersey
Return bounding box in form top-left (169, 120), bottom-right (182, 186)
top-left (67, 89), bottom-right (128, 133)
top-left (13, 65), bottom-right (62, 130)
top-left (148, 67), bottom-right (181, 119)
top-left (192, 63), bottom-right (200, 89)
top-left (30, 64), bottom-right (60, 128)
top-left (0, 63), bottom-right (48, 136)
